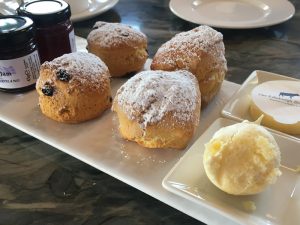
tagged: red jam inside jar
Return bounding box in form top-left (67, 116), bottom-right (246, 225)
top-left (17, 0), bottom-right (76, 63)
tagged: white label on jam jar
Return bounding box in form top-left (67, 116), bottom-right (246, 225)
top-left (69, 29), bottom-right (77, 52)
top-left (0, 50), bottom-right (40, 89)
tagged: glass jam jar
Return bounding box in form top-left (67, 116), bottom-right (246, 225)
top-left (17, 0), bottom-right (76, 63)
top-left (0, 16), bottom-right (40, 92)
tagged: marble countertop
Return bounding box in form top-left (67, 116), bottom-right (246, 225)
top-left (1, 0), bottom-right (300, 224)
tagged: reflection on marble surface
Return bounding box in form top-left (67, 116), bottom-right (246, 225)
top-left (1, 0), bottom-right (300, 224)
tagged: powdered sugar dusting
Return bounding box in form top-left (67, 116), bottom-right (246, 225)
top-left (40, 52), bottom-right (109, 85)
top-left (87, 22), bottom-right (147, 49)
top-left (153, 25), bottom-right (226, 71)
top-left (114, 70), bottom-right (200, 128)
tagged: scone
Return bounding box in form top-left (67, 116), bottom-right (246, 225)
top-left (87, 21), bottom-right (148, 77)
top-left (151, 25), bottom-right (227, 106)
top-left (36, 52), bottom-right (111, 123)
top-left (112, 70), bottom-right (201, 149)
top-left (203, 121), bottom-right (281, 195)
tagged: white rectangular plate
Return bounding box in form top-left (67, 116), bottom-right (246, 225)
top-left (163, 118), bottom-right (300, 225)
top-left (0, 36), bottom-right (241, 225)
top-left (222, 70), bottom-right (300, 140)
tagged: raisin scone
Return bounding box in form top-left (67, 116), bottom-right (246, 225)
top-left (36, 52), bottom-right (111, 123)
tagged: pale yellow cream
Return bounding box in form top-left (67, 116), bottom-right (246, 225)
top-left (203, 121), bottom-right (281, 195)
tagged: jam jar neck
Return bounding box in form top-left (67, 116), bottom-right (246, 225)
top-left (1, 38), bottom-right (38, 60)
top-left (0, 16), bottom-right (38, 60)
top-left (36, 18), bottom-right (73, 30)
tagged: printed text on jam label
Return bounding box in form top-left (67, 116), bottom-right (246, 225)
top-left (0, 66), bottom-right (16, 77)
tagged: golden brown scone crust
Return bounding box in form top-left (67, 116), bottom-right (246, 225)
top-left (151, 25), bottom-right (227, 106)
top-left (112, 70), bottom-right (201, 149)
top-left (87, 22), bottom-right (148, 77)
top-left (36, 52), bottom-right (111, 123)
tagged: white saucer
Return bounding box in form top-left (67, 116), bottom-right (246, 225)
top-left (71, 0), bottom-right (119, 22)
top-left (169, 0), bottom-right (295, 29)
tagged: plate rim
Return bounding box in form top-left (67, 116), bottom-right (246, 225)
top-left (71, 0), bottom-right (119, 22)
top-left (169, 0), bottom-right (295, 29)
top-left (0, 0), bottom-right (119, 22)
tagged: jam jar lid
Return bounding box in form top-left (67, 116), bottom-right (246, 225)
top-left (0, 16), bottom-right (35, 48)
top-left (17, 0), bottom-right (71, 26)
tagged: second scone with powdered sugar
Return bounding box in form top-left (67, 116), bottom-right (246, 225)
top-left (151, 25), bottom-right (227, 106)
top-left (112, 70), bottom-right (201, 149)
top-left (87, 21), bottom-right (148, 77)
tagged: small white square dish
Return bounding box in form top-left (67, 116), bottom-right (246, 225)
top-left (222, 70), bottom-right (300, 140)
top-left (162, 118), bottom-right (300, 225)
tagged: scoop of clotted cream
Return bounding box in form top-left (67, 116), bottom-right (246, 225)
top-left (203, 121), bottom-right (281, 195)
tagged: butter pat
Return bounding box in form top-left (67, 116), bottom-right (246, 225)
top-left (250, 80), bottom-right (300, 134)
top-left (203, 121), bottom-right (281, 195)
